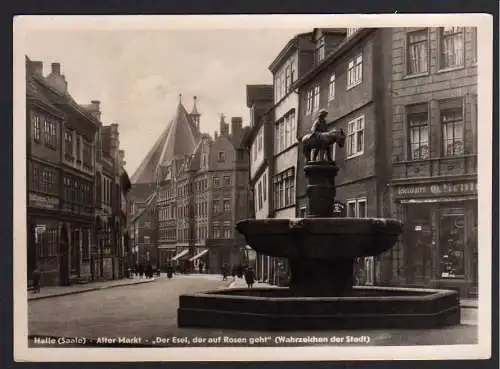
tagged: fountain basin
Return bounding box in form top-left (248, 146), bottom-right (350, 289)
top-left (236, 218), bottom-right (403, 259)
top-left (177, 286), bottom-right (461, 331)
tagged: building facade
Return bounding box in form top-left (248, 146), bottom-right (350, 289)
top-left (26, 58), bottom-right (129, 287)
top-left (243, 85), bottom-right (275, 282)
top-left (27, 59), bottom-right (98, 286)
top-left (388, 27), bottom-right (478, 297)
top-left (295, 28), bottom-right (394, 285)
top-left (129, 96), bottom-right (250, 273)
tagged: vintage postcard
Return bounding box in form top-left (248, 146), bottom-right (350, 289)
top-left (13, 14), bottom-right (492, 362)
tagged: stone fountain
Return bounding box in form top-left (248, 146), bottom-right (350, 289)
top-left (177, 120), bottom-right (460, 331)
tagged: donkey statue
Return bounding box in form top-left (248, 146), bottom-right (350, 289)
top-left (301, 128), bottom-right (346, 162)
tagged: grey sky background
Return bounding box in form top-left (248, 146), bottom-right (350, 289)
top-left (25, 28), bottom-right (309, 175)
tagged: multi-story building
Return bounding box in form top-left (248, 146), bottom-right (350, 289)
top-left (26, 59), bottom-right (99, 286)
top-left (204, 115), bottom-right (250, 273)
top-left (294, 28), bottom-right (394, 285)
top-left (389, 27), bottom-right (478, 298)
top-left (242, 85), bottom-right (275, 282)
top-left (129, 96), bottom-right (250, 273)
top-left (26, 58), bottom-right (66, 286)
top-left (269, 32), bottom-right (314, 219)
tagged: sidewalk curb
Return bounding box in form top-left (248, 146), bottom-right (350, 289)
top-left (28, 278), bottom-right (160, 301)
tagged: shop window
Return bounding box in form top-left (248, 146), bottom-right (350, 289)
top-left (439, 209), bottom-right (465, 279)
top-left (35, 226), bottom-right (58, 257)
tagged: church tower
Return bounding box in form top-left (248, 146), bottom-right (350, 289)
top-left (189, 96), bottom-right (201, 131)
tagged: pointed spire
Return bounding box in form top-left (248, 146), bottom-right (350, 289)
top-left (219, 113), bottom-right (226, 123)
top-left (178, 93), bottom-right (182, 104)
top-left (191, 96), bottom-right (200, 115)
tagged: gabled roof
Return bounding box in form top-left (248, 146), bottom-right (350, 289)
top-left (130, 100), bottom-right (201, 184)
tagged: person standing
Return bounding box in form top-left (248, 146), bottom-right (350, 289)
top-left (32, 264), bottom-right (41, 293)
top-left (245, 267), bottom-right (255, 288)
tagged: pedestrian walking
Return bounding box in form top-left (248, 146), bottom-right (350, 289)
top-left (138, 264), bottom-right (144, 278)
top-left (199, 263), bottom-right (203, 274)
top-left (245, 267), bottom-right (255, 288)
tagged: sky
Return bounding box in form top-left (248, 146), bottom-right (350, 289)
top-left (24, 27), bottom-right (309, 175)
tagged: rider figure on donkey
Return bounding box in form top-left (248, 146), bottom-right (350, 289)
top-left (310, 109), bottom-right (331, 161)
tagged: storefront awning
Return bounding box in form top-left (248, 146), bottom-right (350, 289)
top-left (171, 249), bottom-right (189, 261)
top-left (189, 249), bottom-right (208, 261)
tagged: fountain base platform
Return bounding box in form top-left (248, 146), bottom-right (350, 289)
top-left (177, 286), bottom-right (460, 331)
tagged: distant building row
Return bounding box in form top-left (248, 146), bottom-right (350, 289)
top-left (244, 27), bottom-right (478, 297)
top-left (128, 96), bottom-right (250, 274)
top-left (26, 58), bottom-right (131, 287)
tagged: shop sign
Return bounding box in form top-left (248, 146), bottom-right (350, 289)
top-left (397, 182), bottom-right (477, 197)
top-left (29, 193), bottom-right (59, 210)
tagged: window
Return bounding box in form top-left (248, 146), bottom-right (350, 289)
top-left (346, 198), bottom-right (367, 218)
top-left (440, 27), bottom-right (464, 69)
top-left (347, 55), bottom-right (363, 88)
top-left (31, 164), bottom-right (58, 194)
top-left (439, 209), bottom-right (465, 278)
top-left (346, 115), bottom-right (365, 158)
top-left (347, 28), bottom-right (360, 37)
top-left (315, 36), bottom-right (325, 64)
top-left (273, 168), bottom-right (295, 210)
top-left (223, 175), bottom-right (231, 186)
top-left (31, 111), bottom-right (41, 141)
top-left (35, 225), bottom-right (58, 257)
top-left (223, 199), bottom-right (231, 212)
top-left (144, 221), bottom-right (151, 228)
top-left (274, 57), bottom-right (297, 102)
top-left (224, 228), bottom-right (232, 239)
top-left (83, 139), bottom-right (92, 168)
top-left (262, 172), bottom-right (267, 202)
top-left (218, 151), bottom-right (225, 162)
top-left (299, 207), bottom-right (306, 218)
top-left (257, 128), bottom-right (263, 152)
top-left (76, 136), bottom-right (81, 162)
top-left (313, 84), bottom-right (320, 112)
top-left (328, 74), bottom-right (336, 101)
top-left (213, 176), bottom-right (220, 187)
top-left (143, 236), bottom-right (150, 244)
top-left (257, 181), bottom-right (263, 210)
top-left (64, 129), bottom-right (73, 159)
top-left (407, 104), bottom-right (430, 160)
top-left (42, 117), bottom-right (57, 148)
top-left (306, 89), bottom-right (313, 115)
top-left (407, 29), bottom-right (428, 75)
top-left (441, 99), bottom-right (464, 156)
top-left (213, 200), bottom-right (221, 213)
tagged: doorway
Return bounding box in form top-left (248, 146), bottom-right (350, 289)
top-left (405, 204), bottom-right (433, 285)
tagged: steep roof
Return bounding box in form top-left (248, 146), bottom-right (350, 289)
top-left (130, 100), bottom-right (201, 184)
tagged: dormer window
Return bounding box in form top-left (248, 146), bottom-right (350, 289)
top-left (315, 36), bottom-right (325, 64)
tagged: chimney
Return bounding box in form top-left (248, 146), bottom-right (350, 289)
top-left (51, 62), bottom-right (61, 75)
top-left (231, 117), bottom-right (243, 136)
top-left (31, 61), bottom-right (43, 76)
